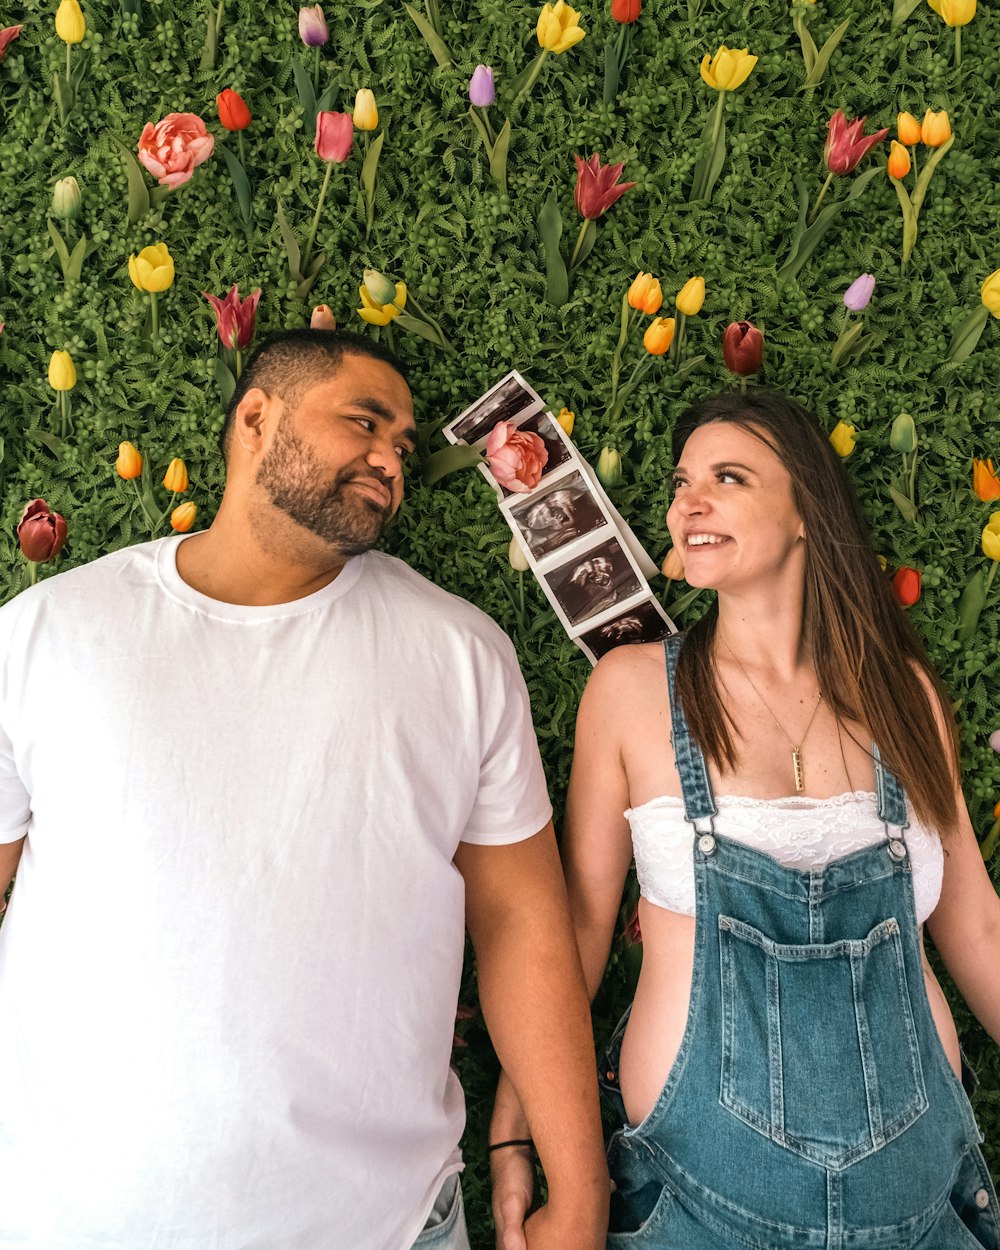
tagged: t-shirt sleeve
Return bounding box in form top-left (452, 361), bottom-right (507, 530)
top-left (0, 720), bottom-right (30, 844)
top-left (460, 642), bottom-right (553, 846)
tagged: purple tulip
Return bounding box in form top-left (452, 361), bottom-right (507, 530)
top-left (298, 4), bottom-right (328, 46)
top-left (469, 65), bottom-right (495, 108)
top-left (843, 273), bottom-right (876, 312)
top-left (990, 729), bottom-right (1000, 753)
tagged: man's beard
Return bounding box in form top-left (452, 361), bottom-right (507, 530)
top-left (255, 418), bottom-right (393, 557)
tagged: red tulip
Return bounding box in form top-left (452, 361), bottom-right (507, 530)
top-left (201, 284), bottom-right (262, 350)
top-left (17, 499), bottom-right (68, 564)
top-left (315, 111), bottom-right (353, 162)
top-left (891, 566), bottom-right (921, 607)
top-left (0, 24), bottom-right (23, 61)
top-left (823, 110), bottom-right (889, 175)
top-left (722, 320), bottom-right (764, 376)
top-left (217, 88), bottom-right (252, 132)
top-left (573, 153), bottom-right (637, 220)
top-left (611, 0), bottom-right (641, 21)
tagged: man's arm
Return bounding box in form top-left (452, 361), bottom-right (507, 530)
top-left (0, 837), bottom-right (25, 916)
top-left (454, 823), bottom-right (609, 1250)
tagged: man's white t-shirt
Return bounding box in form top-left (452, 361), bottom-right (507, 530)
top-left (0, 537), bottom-right (552, 1250)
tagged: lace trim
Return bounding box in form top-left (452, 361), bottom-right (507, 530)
top-left (626, 789), bottom-right (882, 818)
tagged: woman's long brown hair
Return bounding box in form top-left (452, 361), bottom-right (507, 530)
top-left (672, 391), bottom-right (961, 835)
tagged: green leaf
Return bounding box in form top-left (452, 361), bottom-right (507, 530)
top-left (199, 7), bottom-right (218, 69)
top-left (213, 358), bottom-right (237, 407)
top-left (776, 167), bottom-right (880, 288)
top-left (395, 312), bottom-right (448, 348)
top-left (888, 483), bottom-right (919, 524)
top-left (891, 0), bottom-right (924, 28)
top-left (294, 253), bottom-right (326, 301)
top-left (603, 39), bottom-right (621, 107)
top-left (24, 428), bottom-right (63, 456)
top-left (404, 3), bottom-right (452, 67)
top-left (804, 17), bottom-right (851, 88)
top-left (275, 200), bottom-right (304, 283)
top-left (217, 144), bottom-right (254, 228)
top-left (675, 353), bottom-right (706, 378)
top-left (113, 138), bottom-right (151, 225)
top-left (421, 444), bottom-right (485, 486)
top-left (830, 319), bottom-right (867, 368)
top-left (956, 568), bottom-right (988, 643)
top-left (66, 234), bottom-right (87, 286)
top-left (52, 73), bottom-right (74, 126)
top-left (947, 305), bottom-right (990, 363)
top-left (47, 219), bottom-right (71, 276)
top-left (488, 119), bottom-right (511, 197)
top-left (292, 61), bottom-right (317, 132)
top-left (910, 134), bottom-right (954, 217)
top-left (317, 81), bottom-right (338, 114)
top-left (361, 130), bottom-right (385, 205)
top-left (793, 11), bottom-right (818, 75)
top-left (570, 218), bottom-right (598, 273)
top-left (538, 188), bottom-right (568, 307)
top-left (467, 107), bottom-right (493, 156)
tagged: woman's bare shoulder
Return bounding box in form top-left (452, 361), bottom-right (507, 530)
top-left (582, 641), bottom-right (670, 723)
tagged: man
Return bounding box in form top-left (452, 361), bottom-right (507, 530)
top-left (0, 331), bottom-right (608, 1249)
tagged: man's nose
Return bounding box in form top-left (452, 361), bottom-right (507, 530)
top-left (366, 440), bottom-right (403, 479)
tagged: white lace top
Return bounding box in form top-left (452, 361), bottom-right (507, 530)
top-left (627, 790), bottom-right (944, 925)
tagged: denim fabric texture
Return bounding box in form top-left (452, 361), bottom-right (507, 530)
top-left (411, 1174), bottom-right (470, 1250)
top-left (601, 633), bottom-right (1000, 1249)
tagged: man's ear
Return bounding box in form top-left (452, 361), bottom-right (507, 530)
top-left (233, 387), bottom-right (280, 457)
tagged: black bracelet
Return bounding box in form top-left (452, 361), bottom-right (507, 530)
top-left (487, 1138), bottom-right (533, 1153)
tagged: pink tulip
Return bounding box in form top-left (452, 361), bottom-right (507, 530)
top-left (989, 730), bottom-right (1000, 754)
top-left (315, 111), bottom-right (353, 162)
top-left (201, 284), bottom-right (262, 350)
top-left (298, 4), bottom-right (328, 46)
top-left (17, 499), bottom-right (68, 564)
top-left (0, 24), bottom-right (23, 61)
top-left (138, 113), bottom-right (215, 189)
top-left (823, 110), bottom-right (888, 176)
top-left (485, 422), bottom-right (548, 493)
top-left (573, 153), bottom-right (636, 220)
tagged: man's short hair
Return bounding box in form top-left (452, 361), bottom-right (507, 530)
top-left (219, 330), bottom-right (409, 460)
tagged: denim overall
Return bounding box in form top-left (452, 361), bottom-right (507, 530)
top-left (600, 634), bottom-right (1000, 1249)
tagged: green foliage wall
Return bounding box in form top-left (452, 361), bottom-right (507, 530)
top-left (1, 0), bottom-right (999, 1242)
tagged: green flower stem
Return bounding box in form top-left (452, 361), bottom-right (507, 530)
top-left (568, 220), bottom-right (590, 273)
top-left (513, 50), bottom-right (549, 109)
top-left (65, 43), bottom-right (71, 85)
top-left (518, 570), bottom-right (525, 623)
top-left (302, 160), bottom-right (334, 272)
top-left (131, 478), bottom-right (157, 532)
top-left (808, 170), bottom-right (834, 225)
top-left (907, 448), bottom-right (919, 507)
top-left (691, 90), bottom-right (726, 201)
top-left (670, 311), bottom-right (688, 368)
top-left (150, 291), bottom-right (159, 344)
top-left (27, 561), bottom-right (37, 587)
top-left (986, 559), bottom-right (998, 596)
top-left (235, 347), bottom-right (243, 379)
top-left (911, 146), bottom-right (918, 181)
top-left (478, 106), bottom-right (496, 148)
top-left (313, 45), bottom-right (320, 96)
top-left (955, 26), bottom-right (961, 70)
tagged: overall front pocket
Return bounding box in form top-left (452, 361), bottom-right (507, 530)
top-left (718, 914), bottom-right (928, 1169)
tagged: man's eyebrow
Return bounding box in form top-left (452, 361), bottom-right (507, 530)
top-left (346, 397), bottom-right (418, 445)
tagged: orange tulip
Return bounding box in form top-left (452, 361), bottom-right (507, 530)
top-left (921, 109), bottom-right (951, 147)
top-left (163, 458), bottom-right (189, 493)
top-left (116, 441), bottom-right (143, 480)
top-left (217, 88), bottom-right (251, 132)
top-left (627, 272), bottom-right (663, 314)
top-left (643, 316), bottom-right (676, 355)
top-left (887, 140), bottom-right (911, 179)
top-left (897, 111), bottom-right (922, 145)
top-left (171, 502), bottom-right (198, 533)
top-left (973, 458), bottom-right (1000, 502)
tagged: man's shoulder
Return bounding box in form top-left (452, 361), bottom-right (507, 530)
top-left (0, 540), bottom-right (162, 626)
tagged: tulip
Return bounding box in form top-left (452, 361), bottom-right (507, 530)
top-left (722, 320), bottom-right (763, 376)
top-left (982, 270), bottom-right (1000, 318)
top-left (889, 412), bottom-right (917, 453)
top-left (573, 153), bottom-right (636, 220)
top-left (990, 730), bottom-right (1000, 754)
top-left (47, 349), bottom-right (76, 391)
top-left (892, 566), bottom-right (921, 607)
top-left (298, 4), bottom-right (329, 45)
top-left (983, 513), bottom-right (1000, 562)
top-left (0, 25), bottom-right (23, 62)
top-left (823, 109), bottom-right (889, 177)
top-left (596, 447), bottom-right (623, 487)
top-left (357, 280), bottom-right (406, 326)
top-left (171, 502), bottom-right (198, 533)
top-left (661, 547), bottom-right (685, 580)
top-left (643, 317), bottom-right (675, 355)
top-left (887, 140), bottom-right (911, 179)
top-left (363, 269), bottom-right (399, 307)
top-left (469, 65), bottom-right (496, 108)
top-left (51, 176), bottom-right (81, 220)
top-left (828, 420), bottom-right (857, 458)
top-left (843, 274), bottom-right (875, 311)
top-left (897, 111), bottom-right (922, 146)
top-left (508, 535), bottom-right (531, 572)
top-left (17, 500), bottom-right (68, 572)
top-left (315, 111), bottom-right (353, 162)
top-left (55, 0), bottom-right (85, 43)
top-left (310, 304), bottom-right (337, 330)
top-left (927, 0), bottom-right (975, 24)
top-left (611, 0), bottom-right (641, 20)
top-left (675, 277), bottom-right (705, 316)
top-left (921, 109), bottom-right (951, 147)
top-left (163, 459), bottom-right (189, 493)
top-left (353, 89), bottom-right (378, 132)
top-left (556, 407), bottom-right (575, 436)
top-left (536, 1), bottom-right (586, 53)
top-left (699, 45), bottom-right (757, 92)
top-left (128, 243), bottom-right (175, 293)
top-left (973, 458), bottom-right (1000, 503)
top-left (627, 272), bottom-right (662, 314)
top-left (116, 441), bottom-right (143, 480)
top-left (217, 88), bottom-right (251, 132)
top-left (201, 284), bottom-right (262, 352)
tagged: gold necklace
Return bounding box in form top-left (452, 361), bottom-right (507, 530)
top-left (719, 639), bottom-right (823, 794)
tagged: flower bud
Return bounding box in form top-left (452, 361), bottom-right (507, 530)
top-left (643, 316), bottom-right (675, 356)
top-left (163, 458), bottom-right (189, 493)
top-left (556, 407), bottom-right (575, 436)
top-left (973, 458), bottom-right (1000, 503)
top-left (897, 111), bottom-right (922, 145)
top-left (469, 65), bottom-right (495, 108)
top-left (675, 276), bottom-right (705, 316)
top-left (353, 88), bottom-right (378, 132)
top-left (627, 271), bottom-right (662, 314)
top-left (508, 535), bottom-right (531, 572)
top-left (722, 320), bottom-right (763, 375)
top-left (47, 350), bottom-right (77, 391)
top-left (17, 499), bottom-right (68, 564)
top-left (843, 273), bottom-right (875, 312)
top-left (310, 304), bottom-right (337, 330)
top-left (596, 447), bottom-right (623, 487)
top-left (891, 566), bottom-right (921, 607)
top-left (171, 502), bottom-right (198, 533)
top-left (981, 269), bottom-right (1000, 318)
top-left (828, 420), bottom-right (857, 458)
top-left (989, 730), bottom-right (1000, 754)
top-left (362, 269), bottom-right (399, 307)
top-left (887, 140), bottom-right (911, 179)
top-left (128, 242), bottom-right (175, 293)
top-left (611, 0), bottom-right (641, 21)
top-left (217, 88), bottom-right (252, 132)
top-left (920, 109), bottom-right (951, 147)
top-left (298, 4), bottom-right (328, 46)
top-left (116, 441), bottom-right (143, 480)
top-left (660, 547), bottom-right (685, 580)
top-left (983, 512), bottom-right (1000, 562)
top-left (51, 176), bottom-right (82, 220)
top-left (55, 0), bottom-right (85, 44)
top-left (889, 412), bottom-right (917, 453)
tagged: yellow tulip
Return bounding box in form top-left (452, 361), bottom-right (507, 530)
top-left (55, 0), bottom-right (86, 43)
top-left (643, 316), bottom-right (676, 355)
top-left (128, 243), bottom-right (175, 293)
top-left (982, 513), bottom-right (1000, 561)
top-left (508, 536), bottom-right (531, 572)
top-left (356, 280), bottom-right (406, 326)
top-left (699, 45), bottom-right (757, 92)
top-left (536, 1), bottom-right (586, 54)
top-left (163, 458), bottom-right (189, 493)
top-left (887, 140), bottom-right (911, 179)
top-left (981, 269), bottom-right (1000, 318)
top-left (47, 349), bottom-right (77, 391)
top-left (171, 502), bottom-right (198, 533)
top-left (897, 112), bottom-right (922, 146)
top-left (829, 420), bottom-right (858, 458)
top-left (921, 109), bottom-right (951, 146)
top-left (627, 272), bottom-right (663, 314)
top-left (353, 89), bottom-right (379, 132)
top-left (596, 447), bottom-right (623, 487)
top-left (556, 407), bottom-right (575, 436)
top-left (675, 276), bottom-right (705, 316)
top-left (927, 0), bottom-right (976, 24)
top-left (116, 442), bottom-right (143, 480)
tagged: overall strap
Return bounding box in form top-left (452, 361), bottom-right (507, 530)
top-left (663, 634), bottom-right (718, 827)
top-left (873, 743), bottom-right (909, 831)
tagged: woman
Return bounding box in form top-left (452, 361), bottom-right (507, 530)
top-left (565, 391), bottom-right (1000, 1247)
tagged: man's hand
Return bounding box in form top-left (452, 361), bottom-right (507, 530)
top-left (491, 1145), bottom-right (534, 1250)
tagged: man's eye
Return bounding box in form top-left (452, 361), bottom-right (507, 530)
top-left (395, 446), bottom-right (413, 461)
top-left (354, 418), bottom-right (375, 432)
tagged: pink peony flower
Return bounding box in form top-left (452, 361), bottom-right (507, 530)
top-left (138, 113), bottom-right (215, 190)
top-left (485, 422), bottom-right (548, 493)
top-left (201, 284), bottom-right (262, 350)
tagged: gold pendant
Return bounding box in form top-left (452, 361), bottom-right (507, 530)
top-left (792, 748), bottom-right (804, 793)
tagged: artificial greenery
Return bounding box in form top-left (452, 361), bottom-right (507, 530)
top-left (1, 0), bottom-right (999, 1242)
